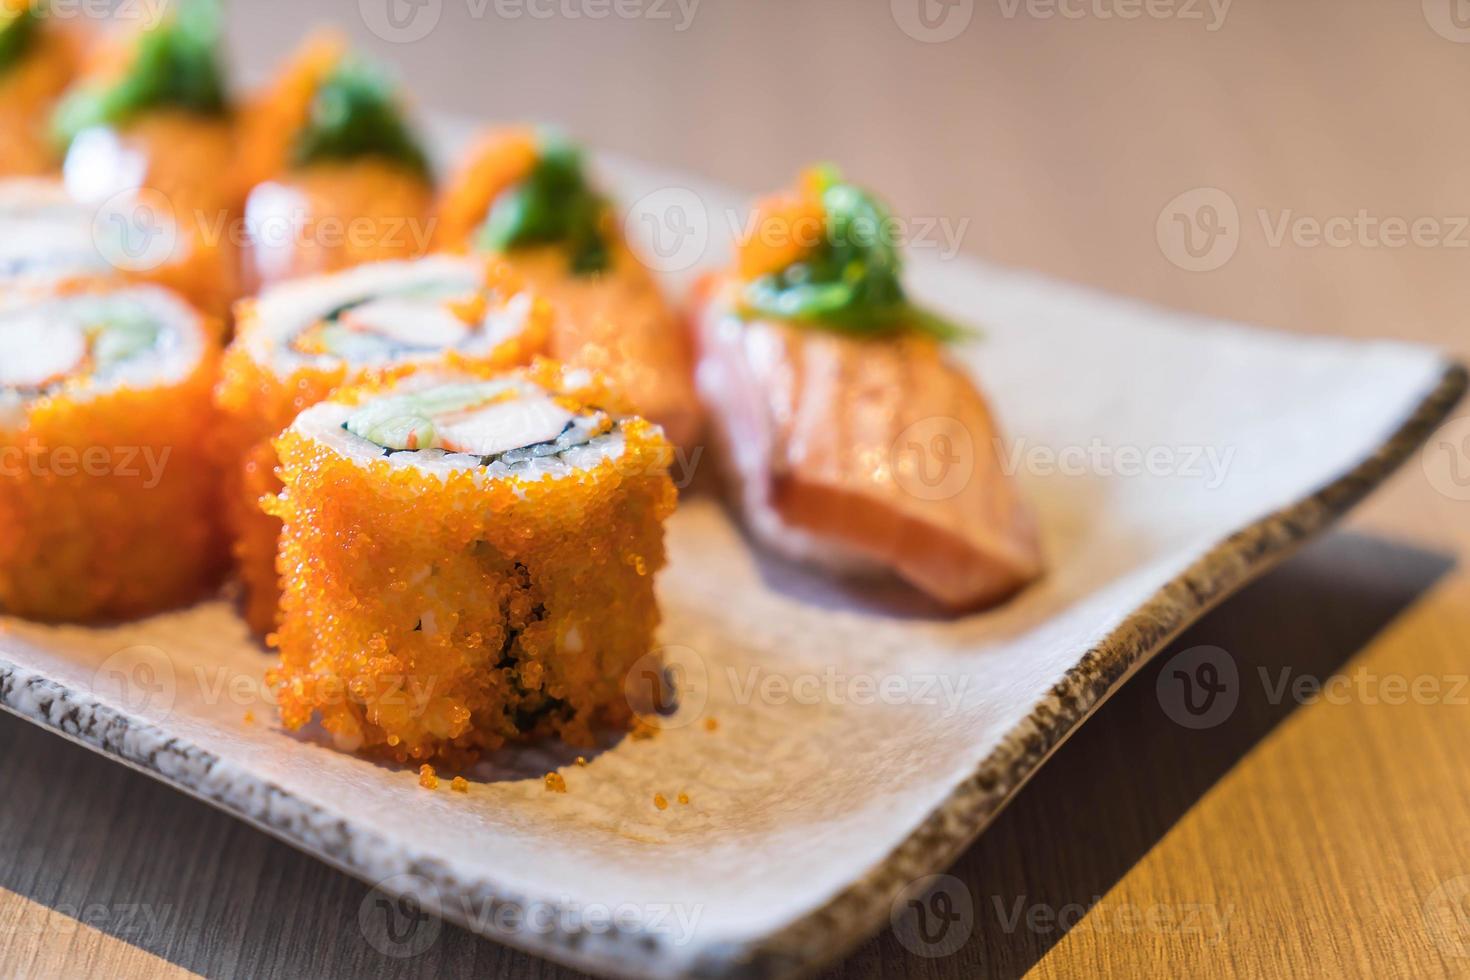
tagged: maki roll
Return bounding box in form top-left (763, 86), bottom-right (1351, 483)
top-left (266, 362), bottom-right (677, 763)
top-left (237, 31), bottom-right (433, 290)
top-left (0, 177), bottom-right (112, 287)
top-left (692, 166), bottom-right (1043, 610)
top-left (51, 0), bottom-right (240, 317)
top-left (215, 254), bottom-right (551, 636)
top-left (0, 1), bottom-right (85, 175)
top-left (0, 176), bottom-right (225, 322)
top-left (434, 128), bottom-right (702, 447)
top-left (0, 282), bottom-right (223, 621)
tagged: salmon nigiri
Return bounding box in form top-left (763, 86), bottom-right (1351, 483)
top-left (434, 128), bottom-right (701, 448)
top-left (691, 166), bottom-right (1042, 610)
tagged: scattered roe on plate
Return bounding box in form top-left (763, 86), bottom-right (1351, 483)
top-left (419, 764), bottom-right (439, 790)
top-left (704, 717), bottom-right (718, 732)
top-left (677, 792), bottom-right (690, 805)
top-left (451, 776), bottom-right (469, 793)
top-left (653, 793), bottom-right (668, 811)
top-left (545, 771), bottom-right (567, 793)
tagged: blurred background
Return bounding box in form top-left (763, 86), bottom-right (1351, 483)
top-left (232, 0), bottom-right (1470, 358)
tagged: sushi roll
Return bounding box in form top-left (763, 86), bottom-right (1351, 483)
top-left (215, 254), bottom-right (551, 636)
top-left (0, 282), bottom-right (223, 621)
top-left (236, 31), bottom-right (433, 290)
top-left (434, 128), bottom-right (702, 448)
top-left (50, 0), bottom-right (240, 318)
top-left (0, 175), bottom-right (226, 324)
top-left (265, 362), bottom-right (677, 763)
top-left (691, 165), bottom-right (1043, 610)
top-left (0, 177), bottom-right (113, 287)
top-left (0, 1), bottom-right (85, 175)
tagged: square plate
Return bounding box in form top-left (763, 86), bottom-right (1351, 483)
top-left (1, 122), bottom-right (1464, 978)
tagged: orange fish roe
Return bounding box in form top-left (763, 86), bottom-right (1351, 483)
top-left (575, 756), bottom-right (587, 767)
top-left (0, 289), bottom-right (225, 621)
top-left (242, 711), bottom-right (256, 724)
top-left (677, 792), bottom-right (689, 805)
top-left (265, 362), bottom-right (677, 763)
top-left (476, 245), bottom-right (705, 450)
top-left (235, 30), bottom-right (347, 193)
top-left (430, 129), bottom-right (702, 449)
top-left (234, 30), bottom-right (433, 292)
top-left (214, 263), bottom-right (551, 637)
top-left (418, 764), bottom-right (439, 789)
top-left (0, 15), bottom-right (81, 176)
top-left (431, 126), bottom-right (540, 253)
top-left (451, 776), bottom-right (469, 793)
top-left (704, 717), bottom-right (718, 732)
top-left (653, 793), bottom-right (668, 810)
top-left (736, 172), bottom-right (828, 281)
top-left (243, 162), bottom-right (435, 290)
top-left (544, 772), bottom-right (567, 793)
top-left (631, 716), bottom-right (661, 741)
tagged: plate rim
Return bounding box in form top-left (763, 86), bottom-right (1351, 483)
top-left (0, 356), bottom-right (1463, 980)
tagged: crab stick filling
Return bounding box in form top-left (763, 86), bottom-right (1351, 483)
top-left (343, 379), bottom-right (607, 458)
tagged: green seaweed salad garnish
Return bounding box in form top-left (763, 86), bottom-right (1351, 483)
top-left (475, 135), bottom-right (612, 276)
top-left (51, 0), bottom-right (228, 148)
top-left (0, 3), bottom-right (39, 76)
top-left (738, 165), bottom-right (970, 342)
top-left (291, 55), bottom-right (430, 179)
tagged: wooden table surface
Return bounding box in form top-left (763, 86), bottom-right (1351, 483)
top-left (5, 1), bottom-right (1470, 977)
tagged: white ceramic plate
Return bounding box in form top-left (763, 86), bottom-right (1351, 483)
top-left (1, 122), bottom-right (1463, 978)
